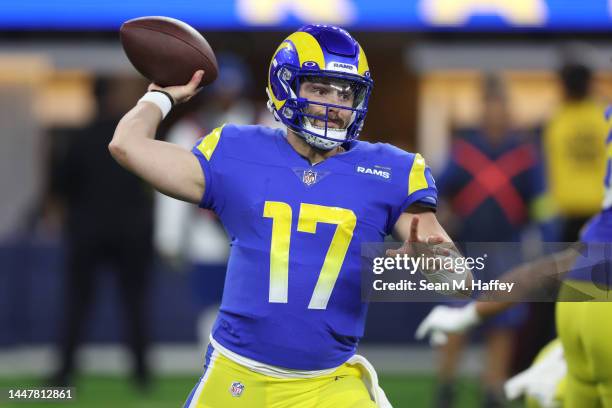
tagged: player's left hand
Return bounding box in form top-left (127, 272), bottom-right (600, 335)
top-left (415, 303), bottom-right (481, 346)
top-left (386, 216), bottom-right (449, 263)
top-left (387, 215), bottom-right (472, 297)
top-left (386, 215), bottom-right (460, 280)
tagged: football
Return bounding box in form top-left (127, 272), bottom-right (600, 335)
top-left (120, 16), bottom-right (218, 87)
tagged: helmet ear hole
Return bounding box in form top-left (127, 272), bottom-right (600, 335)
top-left (282, 107), bottom-right (294, 120)
top-left (280, 68), bottom-right (293, 82)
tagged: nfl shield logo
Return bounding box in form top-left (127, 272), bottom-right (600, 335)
top-left (230, 381), bottom-right (245, 397)
top-left (302, 169), bottom-right (318, 186)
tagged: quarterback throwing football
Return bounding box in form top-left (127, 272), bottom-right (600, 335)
top-left (110, 24), bottom-right (468, 408)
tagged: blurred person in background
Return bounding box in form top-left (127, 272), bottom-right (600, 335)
top-left (511, 46), bottom-right (609, 380)
top-left (416, 100), bottom-right (612, 405)
top-left (544, 47), bottom-right (607, 242)
top-left (46, 76), bottom-right (153, 390)
top-left (432, 74), bottom-right (551, 408)
top-left (155, 54), bottom-right (259, 350)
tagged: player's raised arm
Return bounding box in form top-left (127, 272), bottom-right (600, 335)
top-left (108, 71), bottom-right (205, 204)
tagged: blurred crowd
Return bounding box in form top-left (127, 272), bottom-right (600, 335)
top-left (433, 58), bottom-right (607, 408)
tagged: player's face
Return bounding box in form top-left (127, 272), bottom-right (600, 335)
top-left (299, 78), bottom-right (356, 129)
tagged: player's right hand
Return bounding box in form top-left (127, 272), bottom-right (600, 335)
top-left (415, 303), bottom-right (481, 346)
top-left (148, 70), bottom-right (204, 104)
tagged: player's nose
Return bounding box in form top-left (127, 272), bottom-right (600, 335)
top-left (330, 92), bottom-right (346, 106)
top-left (327, 107), bottom-right (341, 121)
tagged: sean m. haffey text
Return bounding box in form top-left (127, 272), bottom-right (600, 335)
top-left (370, 253), bottom-right (516, 294)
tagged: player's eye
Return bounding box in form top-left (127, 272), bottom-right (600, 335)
top-left (339, 91), bottom-right (352, 101)
top-left (312, 85), bottom-right (328, 96)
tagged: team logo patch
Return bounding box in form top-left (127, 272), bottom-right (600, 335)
top-left (230, 381), bottom-right (245, 397)
top-left (302, 169), bottom-right (318, 186)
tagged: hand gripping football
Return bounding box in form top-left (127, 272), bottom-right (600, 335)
top-left (120, 16), bottom-right (218, 87)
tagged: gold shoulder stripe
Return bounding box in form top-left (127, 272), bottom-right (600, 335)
top-left (408, 153), bottom-right (429, 195)
top-left (197, 125), bottom-right (224, 161)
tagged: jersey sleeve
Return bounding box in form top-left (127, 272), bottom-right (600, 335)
top-left (387, 153), bottom-right (438, 233)
top-left (191, 124), bottom-right (226, 211)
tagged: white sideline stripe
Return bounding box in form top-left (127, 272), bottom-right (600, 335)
top-left (0, 344), bottom-right (484, 377)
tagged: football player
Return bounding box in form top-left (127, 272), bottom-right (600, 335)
top-left (109, 25), bottom-right (468, 407)
top-left (416, 108), bottom-right (612, 408)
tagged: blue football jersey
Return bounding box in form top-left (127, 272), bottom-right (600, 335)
top-left (191, 124), bottom-right (437, 370)
top-left (566, 107), bottom-right (612, 283)
top-left (565, 208), bottom-right (612, 284)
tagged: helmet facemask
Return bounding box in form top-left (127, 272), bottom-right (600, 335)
top-left (271, 66), bottom-right (372, 151)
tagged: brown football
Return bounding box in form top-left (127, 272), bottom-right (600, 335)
top-left (120, 16), bottom-right (218, 87)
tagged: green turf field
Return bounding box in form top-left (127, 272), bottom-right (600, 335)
top-left (0, 374), bottom-right (492, 407)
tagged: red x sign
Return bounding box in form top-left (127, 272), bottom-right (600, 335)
top-left (452, 139), bottom-right (537, 225)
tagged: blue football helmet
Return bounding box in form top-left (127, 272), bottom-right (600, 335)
top-left (267, 24), bottom-right (373, 150)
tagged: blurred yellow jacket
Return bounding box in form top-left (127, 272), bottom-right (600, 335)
top-left (544, 100), bottom-right (607, 217)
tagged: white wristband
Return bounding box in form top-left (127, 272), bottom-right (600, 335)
top-left (138, 91), bottom-right (173, 119)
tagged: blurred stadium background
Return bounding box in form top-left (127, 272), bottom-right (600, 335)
top-left (1, 1), bottom-right (611, 407)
